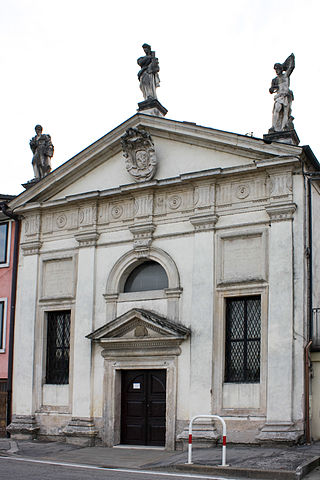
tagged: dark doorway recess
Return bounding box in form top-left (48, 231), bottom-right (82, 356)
top-left (121, 369), bottom-right (166, 446)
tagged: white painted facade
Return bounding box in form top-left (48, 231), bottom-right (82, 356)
top-left (8, 114), bottom-right (320, 447)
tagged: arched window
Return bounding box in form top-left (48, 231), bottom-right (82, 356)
top-left (124, 261), bottom-right (168, 293)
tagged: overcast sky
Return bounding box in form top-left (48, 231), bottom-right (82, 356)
top-left (1, 0), bottom-right (320, 195)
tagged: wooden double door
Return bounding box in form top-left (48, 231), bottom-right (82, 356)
top-left (121, 369), bottom-right (166, 446)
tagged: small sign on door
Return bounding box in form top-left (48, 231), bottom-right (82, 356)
top-left (133, 383), bottom-right (141, 389)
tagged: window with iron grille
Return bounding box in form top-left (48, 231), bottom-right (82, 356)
top-left (46, 311), bottom-right (71, 385)
top-left (225, 296), bottom-right (261, 383)
top-left (0, 223), bottom-right (9, 265)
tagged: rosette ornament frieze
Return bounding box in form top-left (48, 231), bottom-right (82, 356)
top-left (121, 127), bottom-right (157, 183)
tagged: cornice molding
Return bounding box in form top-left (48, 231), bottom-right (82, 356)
top-left (10, 113), bottom-right (304, 212)
top-left (13, 157), bottom-right (304, 215)
top-left (266, 203), bottom-right (297, 222)
top-left (101, 340), bottom-right (182, 358)
top-left (21, 240), bottom-right (42, 256)
top-left (190, 213), bottom-right (219, 231)
top-left (74, 231), bottom-right (99, 247)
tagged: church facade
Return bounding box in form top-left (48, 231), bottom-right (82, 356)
top-left (7, 113), bottom-right (320, 447)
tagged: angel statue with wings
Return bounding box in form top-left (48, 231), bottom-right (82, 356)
top-left (268, 53), bottom-right (295, 133)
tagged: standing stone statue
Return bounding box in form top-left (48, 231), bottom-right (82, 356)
top-left (29, 125), bottom-right (54, 179)
top-left (137, 43), bottom-right (160, 100)
top-left (268, 53), bottom-right (295, 133)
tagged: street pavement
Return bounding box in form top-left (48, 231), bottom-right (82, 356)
top-left (0, 438), bottom-right (319, 479)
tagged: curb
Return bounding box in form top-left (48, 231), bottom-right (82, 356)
top-left (295, 456), bottom-right (320, 480)
top-left (170, 457), bottom-right (320, 480)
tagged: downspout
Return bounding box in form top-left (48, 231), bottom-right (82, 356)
top-left (304, 173), bottom-right (320, 443)
top-left (0, 203), bottom-right (20, 437)
top-left (308, 177), bottom-right (313, 340)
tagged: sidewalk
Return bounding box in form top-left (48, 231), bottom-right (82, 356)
top-left (0, 438), bottom-right (319, 479)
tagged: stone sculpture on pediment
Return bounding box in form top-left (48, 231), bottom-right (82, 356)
top-left (121, 127), bottom-right (157, 182)
top-left (136, 44), bottom-right (167, 117)
top-left (137, 43), bottom-right (160, 101)
top-left (29, 125), bottom-right (54, 180)
top-left (268, 53), bottom-right (295, 133)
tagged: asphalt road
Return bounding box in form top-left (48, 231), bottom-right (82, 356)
top-left (0, 457), bottom-right (235, 480)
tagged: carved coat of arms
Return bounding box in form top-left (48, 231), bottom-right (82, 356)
top-left (121, 127), bottom-right (157, 182)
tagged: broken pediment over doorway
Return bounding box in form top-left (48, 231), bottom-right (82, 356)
top-left (86, 308), bottom-right (190, 358)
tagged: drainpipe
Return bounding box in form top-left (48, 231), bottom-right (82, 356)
top-left (304, 174), bottom-right (320, 443)
top-left (305, 340), bottom-right (312, 443)
top-left (0, 203), bottom-right (20, 437)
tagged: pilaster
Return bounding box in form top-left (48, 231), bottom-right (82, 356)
top-left (63, 231), bottom-right (99, 445)
top-left (8, 239), bottom-right (41, 438)
top-left (182, 213), bottom-right (218, 446)
top-left (258, 202), bottom-right (302, 443)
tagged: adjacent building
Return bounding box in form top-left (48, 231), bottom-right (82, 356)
top-left (6, 114), bottom-right (320, 447)
top-left (0, 194), bottom-right (17, 436)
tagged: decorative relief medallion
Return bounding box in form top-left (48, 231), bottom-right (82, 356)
top-left (121, 127), bottom-right (157, 183)
top-left (56, 214), bottom-right (67, 228)
top-left (236, 184), bottom-right (250, 199)
top-left (111, 205), bottom-right (123, 219)
top-left (168, 195), bottom-right (182, 210)
top-left (134, 325), bottom-right (148, 338)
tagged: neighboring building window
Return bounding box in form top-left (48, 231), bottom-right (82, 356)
top-left (225, 296), bottom-right (261, 383)
top-left (0, 300), bottom-right (6, 352)
top-left (124, 261), bottom-right (169, 292)
top-left (0, 223), bottom-right (9, 265)
top-left (46, 311), bottom-right (71, 384)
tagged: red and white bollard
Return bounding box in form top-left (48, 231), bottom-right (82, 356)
top-left (187, 414), bottom-right (227, 466)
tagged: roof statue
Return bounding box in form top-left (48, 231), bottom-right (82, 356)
top-left (29, 125), bottom-right (54, 180)
top-left (264, 53), bottom-right (299, 145)
top-left (137, 43), bottom-right (160, 101)
top-left (269, 53), bottom-right (295, 133)
top-left (137, 44), bottom-right (167, 117)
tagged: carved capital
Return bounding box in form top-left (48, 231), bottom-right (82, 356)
top-left (266, 203), bottom-right (296, 222)
top-left (21, 240), bottom-right (42, 256)
top-left (190, 213), bottom-right (218, 231)
top-left (129, 223), bottom-right (156, 251)
top-left (75, 231), bottom-right (99, 248)
top-left (103, 293), bottom-right (119, 303)
top-left (164, 287), bottom-right (183, 299)
top-left (121, 127), bottom-right (157, 182)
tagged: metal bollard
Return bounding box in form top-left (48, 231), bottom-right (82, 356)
top-left (187, 414), bottom-right (227, 466)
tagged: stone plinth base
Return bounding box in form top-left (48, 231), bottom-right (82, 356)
top-left (7, 415), bottom-right (39, 440)
top-left (263, 129), bottom-right (299, 146)
top-left (257, 422), bottom-right (303, 444)
top-left (177, 422), bottom-right (219, 451)
top-left (138, 99), bottom-right (168, 117)
top-left (63, 417), bottom-right (98, 446)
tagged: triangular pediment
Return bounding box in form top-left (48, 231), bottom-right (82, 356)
top-left (87, 308), bottom-right (190, 342)
top-left (9, 113), bottom-right (304, 212)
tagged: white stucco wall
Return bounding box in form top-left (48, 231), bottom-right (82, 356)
top-left (10, 120), bottom-right (309, 446)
